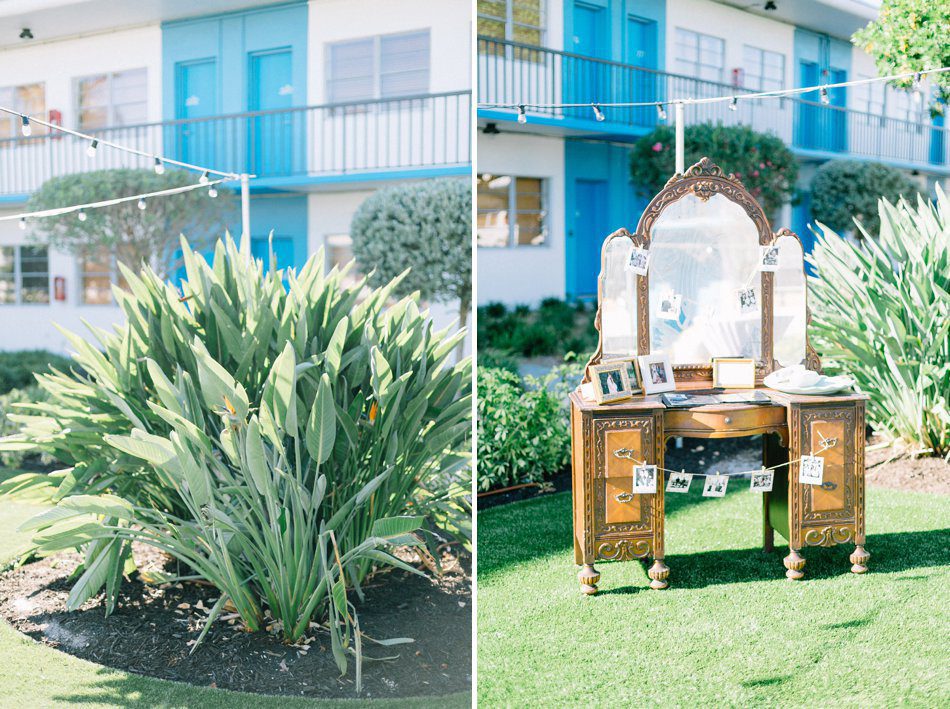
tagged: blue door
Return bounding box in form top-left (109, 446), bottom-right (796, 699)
top-left (930, 105), bottom-right (945, 165)
top-left (625, 16), bottom-right (658, 127)
top-left (249, 49), bottom-right (295, 177)
top-left (796, 61), bottom-right (820, 149)
top-left (566, 2), bottom-right (608, 120)
top-left (571, 179), bottom-right (609, 297)
top-left (827, 68), bottom-right (847, 152)
top-left (174, 59), bottom-right (217, 167)
top-left (251, 235), bottom-right (295, 272)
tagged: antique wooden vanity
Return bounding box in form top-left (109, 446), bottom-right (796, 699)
top-left (571, 158), bottom-right (870, 593)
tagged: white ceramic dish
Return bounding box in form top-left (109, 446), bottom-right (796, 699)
top-left (763, 367), bottom-right (854, 395)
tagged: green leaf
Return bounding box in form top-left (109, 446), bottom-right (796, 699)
top-left (305, 374), bottom-right (336, 464)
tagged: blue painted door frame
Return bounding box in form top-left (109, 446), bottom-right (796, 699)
top-left (248, 48), bottom-right (295, 176)
top-left (174, 59), bottom-right (217, 167)
top-left (794, 29), bottom-right (850, 153)
top-left (571, 179), bottom-right (609, 296)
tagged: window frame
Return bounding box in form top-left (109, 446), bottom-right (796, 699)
top-left (477, 0), bottom-right (546, 46)
top-left (0, 82), bottom-right (46, 140)
top-left (476, 173), bottom-right (549, 249)
top-left (0, 244), bottom-right (50, 306)
top-left (73, 68), bottom-right (148, 131)
top-left (326, 29), bottom-right (431, 104)
top-left (78, 248), bottom-right (119, 306)
top-left (673, 28), bottom-right (725, 84)
top-left (742, 45), bottom-right (785, 106)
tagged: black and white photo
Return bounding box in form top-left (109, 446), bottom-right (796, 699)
top-left (667, 471), bottom-right (693, 493)
top-left (657, 292), bottom-right (682, 320)
top-left (760, 244), bottom-right (780, 272)
top-left (702, 473), bottom-right (729, 497)
top-left (633, 464), bottom-right (658, 494)
top-left (799, 455), bottom-right (825, 485)
top-left (750, 469), bottom-right (774, 492)
top-left (627, 246), bottom-right (650, 276)
top-left (737, 287), bottom-right (757, 314)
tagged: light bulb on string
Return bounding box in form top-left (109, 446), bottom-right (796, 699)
top-left (137, 197), bottom-right (147, 211)
top-left (20, 116), bottom-right (31, 137)
top-left (18, 217), bottom-right (26, 231)
top-left (153, 157), bottom-right (165, 175)
top-left (517, 105), bottom-right (527, 124)
top-left (729, 97), bottom-right (738, 111)
top-left (77, 209), bottom-right (87, 222)
top-left (86, 139), bottom-right (99, 157)
top-left (819, 87), bottom-right (830, 105)
top-left (208, 185), bottom-right (218, 198)
top-left (199, 170), bottom-right (209, 184)
top-left (913, 71), bottom-right (922, 87)
top-left (656, 104), bottom-right (667, 121)
top-left (592, 104), bottom-right (605, 122)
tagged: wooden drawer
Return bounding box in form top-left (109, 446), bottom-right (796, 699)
top-left (665, 404), bottom-right (786, 438)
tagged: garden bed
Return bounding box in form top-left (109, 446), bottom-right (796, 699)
top-left (0, 547), bottom-right (471, 701)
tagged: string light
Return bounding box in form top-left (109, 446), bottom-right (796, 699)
top-left (153, 157), bottom-right (165, 175)
top-left (729, 97), bottom-right (738, 111)
top-left (20, 116), bottom-right (31, 137)
top-left (77, 208), bottom-right (87, 222)
top-left (517, 105), bottom-right (527, 124)
top-left (208, 186), bottom-right (218, 198)
top-left (819, 87), bottom-right (830, 105)
top-left (199, 170), bottom-right (209, 184)
top-left (86, 139), bottom-right (98, 157)
top-left (18, 217), bottom-right (26, 230)
top-left (656, 103), bottom-right (667, 121)
top-left (137, 197), bottom-right (147, 211)
top-left (592, 104), bottom-right (605, 122)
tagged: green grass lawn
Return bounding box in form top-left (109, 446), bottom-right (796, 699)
top-left (0, 471), bottom-right (468, 708)
top-left (477, 485), bottom-right (950, 707)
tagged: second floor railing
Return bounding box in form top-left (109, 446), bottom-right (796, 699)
top-left (0, 90), bottom-right (472, 195)
top-left (478, 37), bottom-right (948, 169)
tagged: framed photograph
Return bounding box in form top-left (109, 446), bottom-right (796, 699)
top-left (632, 464), bottom-right (657, 494)
top-left (712, 357), bottom-right (756, 389)
top-left (627, 246), bottom-right (650, 276)
top-left (702, 473), bottom-right (729, 497)
top-left (656, 293), bottom-right (682, 321)
top-left (799, 455), bottom-right (825, 485)
top-left (614, 357), bottom-right (643, 395)
top-left (638, 352), bottom-right (675, 394)
top-left (760, 244), bottom-right (780, 272)
top-left (737, 287), bottom-right (758, 314)
top-left (750, 469), bottom-right (774, 492)
top-left (589, 362), bottom-right (632, 404)
top-left (666, 471), bottom-right (692, 493)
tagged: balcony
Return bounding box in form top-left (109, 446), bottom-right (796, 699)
top-left (477, 37), bottom-right (948, 172)
top-left (0, 91), bottom-right (472, 197)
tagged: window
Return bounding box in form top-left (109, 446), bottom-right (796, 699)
top-left (0, 83), bottom-right (45, 140)
top-left (888, 86), bottom-right (925, 124)
top-left (75, 68), bottom-right (147, 130)
top-left (674, 29), bottom-right (724, 83)
top-left (477, 174), bottom-right (546, 247)
top-left (742, 46), bottom-right (784, 94)
top-left (477, 0), bottom-right (545, 45)
top-left (0, 245), bottom-right (49, 305)
top-left (327, 30), bottom-right (430, 103)
top-left (854, 73), bottom-right (885, 117)
top-left (80, 246), bottom-right (132, 305)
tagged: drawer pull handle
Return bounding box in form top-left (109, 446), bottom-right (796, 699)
top-left (820, 481), bottom-right (838, 491)
top-left (613, 448), bottom-right (642, 462)
top-left (724, 416), bottom-right (733, 424)
top-left (615, 492), bottom-right (634, 503)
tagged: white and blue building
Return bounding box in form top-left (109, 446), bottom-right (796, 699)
top-left (0, 0), bottom-right (471, 351)
top-left (476, 0), bottom-right (948, 305)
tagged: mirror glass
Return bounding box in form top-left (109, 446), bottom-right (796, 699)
top-left (773, 232), bottom-right (807, 366)
top-left (600, 236), bottom-right (638, 359)
top-left (647, 193), bottom-right (762, 364)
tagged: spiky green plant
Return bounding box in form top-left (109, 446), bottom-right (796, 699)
top-left (808, 188), bottom-right (950, 456)
top-left (0, 234), bottom-right (471, 684)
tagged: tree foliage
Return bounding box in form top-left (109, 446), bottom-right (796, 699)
top-left (810, 160), bottom-right (921, 235)
top-left (853, 0), bottom-right (950, 108)
top-left (27, 169), bottom-right (235, 277)
top-left (350, 178), bottom-right (472, 322)
top-left (629, 124), bottom-right (798, 217)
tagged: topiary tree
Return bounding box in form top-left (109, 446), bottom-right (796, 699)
top-left (853, 0), bottom-right (950, 111)
top-left (350, 178), bottom-right (472, 330)
top-left (27, 168), bottom-right (235, 278)
top-left (810, 160), bottom-right (921, 235)
top-left (629, 123), bottom-right (798, 217)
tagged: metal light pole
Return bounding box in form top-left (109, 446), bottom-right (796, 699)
top-left (674, 102), bottom-right (685, 174)
top-left (240, 173), bottom-right (251, 254)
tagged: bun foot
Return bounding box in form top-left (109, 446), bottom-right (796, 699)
top-left (578, 564), bottom-right (600, 595)
top-left (783, 549), bottom-right (805, 580)
top-left (648, 559), bottom-right (670, 590)
top-left (850, 545), bottom-right (870, 574)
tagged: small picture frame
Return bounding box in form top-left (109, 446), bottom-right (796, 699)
top-left (750, 469), bottom-right (774, 492)
top-left (627, 246), bottom-right (650, 276)
top-left (632, 464), bottom-right (658, 494)
top-left (589, 362), bottom-right (633, 404)
top-left (799, 455), bottom-right (825, 485)
top-left (760, 244), bottom-right (780, 272)
top-left (702, 473), bottom-right (729, 497)
top-left (614, 357), bottom-right (643, 395)
top-left (638, 352), bottom-right (675, 394)
top-left (712, 357), bottom-right (756, 389)
top-left (656, 293), bottom-right (682, 321)
top-left (666, 470), bottom-right (692, 493)
top-left (737, 287), bottom-right (758, 314)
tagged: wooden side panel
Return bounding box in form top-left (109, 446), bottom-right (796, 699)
top-left (570, 403), bottom-right (587, 564)
top-left (810, 419), bottom-right (846, 512)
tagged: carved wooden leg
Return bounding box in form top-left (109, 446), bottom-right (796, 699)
top-left (783, 549), bottom-right (805, 580)
top-left (578, 564), bottom-right (600, 595)
top-left (648, 559), bottom-right (669, 590)
top-left (850, 545), bottom-right (870, 574)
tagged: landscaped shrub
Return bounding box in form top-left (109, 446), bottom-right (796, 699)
top-left (0, 385), bottom-right (54, 469)
top-left (809, 188), bottom-right (950, 456)
top-left (0, 234), bottom-right (471, 684)
top-left (477, 299), bottom-right (596, 358)
top-left (0, 350), bottom-right (72, 394)
top-left (629, 123), bottom-right (798, 217)
top-left (811, 160), bottom-right (920, 235)
top-left (477, 362), bottom-right (582, 491)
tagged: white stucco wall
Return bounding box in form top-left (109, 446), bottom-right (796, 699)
top-left (476, 132), bottom-right (565, 306)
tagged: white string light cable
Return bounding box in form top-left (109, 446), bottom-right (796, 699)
top-left (481, 66), bottom-right (950, 122)
top-left (0, 177), bottom-right (233, 229)
top-left (0, 104), bottom-right (241, 181)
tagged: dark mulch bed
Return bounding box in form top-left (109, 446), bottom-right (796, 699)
top-left (0, 547), bottom-right (471, 700)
